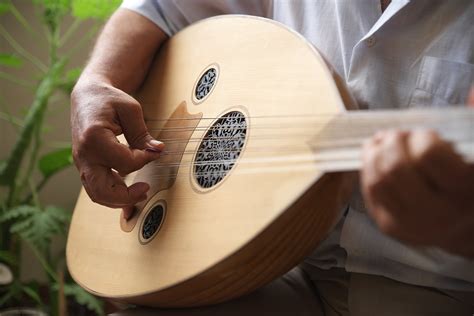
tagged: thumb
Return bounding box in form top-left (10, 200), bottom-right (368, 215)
top-left (117, 99), bottom-right (164, 152)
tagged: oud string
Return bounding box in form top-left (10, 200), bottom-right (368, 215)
top-left (141, 105), bottom-right (470, 123)
top-left (125, 140), bottom-right (474, 182)
top-left (149, 126), bottom-right (472, 147)
top-left (145, 118), bottom-right (473, 134)
top-left (114, 108), bottom-right (473, 182)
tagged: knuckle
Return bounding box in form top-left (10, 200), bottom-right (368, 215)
top-left (114, 96), bottom-right (141, 114)
top-left (410, 130), bottom-right (440, 158)
top-left (413, 141), bottom-right (443, 166)
top-left (362, 144), bottom-right (380, 168)
top-left (127, 131), bottom-right (151, 147)
top-left (128, 100), bottom-right (142, 112)
top-left (393, 130), bottom-right (408, 143)
top-left (76, 124), bottom-right (106, 150)
top-left (419, 129), bottom-right (439, 140)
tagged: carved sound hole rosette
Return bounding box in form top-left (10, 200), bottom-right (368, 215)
top-left (193, 65), bottom-right (218, 103)
top-left (140, 201), bottom-right (166, 244)
top-left (194, 111), bottom-right (247, 189)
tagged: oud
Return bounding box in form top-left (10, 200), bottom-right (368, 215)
top-left (66, 15), bottom-right (474, 307)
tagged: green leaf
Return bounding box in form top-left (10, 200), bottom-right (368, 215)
top-left (62, 283), bottom-right (104, 315)
top-left (0, 205), bottom-right (37, 222)
top-left (2, 205), bottom-right (71, 253)
top-left (0, 280), bottom-right (21, 306)
top-left (38, 146), bottom-right (73, 178)
top-left (0, 160), bottom-right (5, 179)
top-left (0, 59), bottom-right (65, 186)
top-left (0, 2), bottom-right (11, 16)
top-left (0, 250), bottom-right (16, 266)
top-left (65, 67), bottom-right (81, 82)
top-left (22, 283), bottom-right (43, 305)
top-left (0, 287), bottom-right (15, 307)
top-left (0, 53), bottom-right (22, 68)
top-left (59, 67), bottom-right (82, 94)
top-left (33, 0), bottom-right (71, 32)
top-left (72, 0), bottom-right (120, 20)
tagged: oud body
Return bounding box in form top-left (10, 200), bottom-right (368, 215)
top-left (66, 16), bottom-right (473, 307)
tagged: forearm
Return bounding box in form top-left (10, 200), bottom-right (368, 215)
top-left (77, 8), bottom-right (168, 94)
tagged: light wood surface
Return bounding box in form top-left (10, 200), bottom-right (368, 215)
top-left (66, 15), bottom-right (474, 308)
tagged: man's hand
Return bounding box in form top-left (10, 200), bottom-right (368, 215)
top-left (71, 80), bottom-right (164, 209)
top-left (70, 9), bottom-right (167, 216)
top-left (361, 90), bottom-right (474, 258)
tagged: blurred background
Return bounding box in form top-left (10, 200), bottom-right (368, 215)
top-left (0, 1), bottom-right (121, 315)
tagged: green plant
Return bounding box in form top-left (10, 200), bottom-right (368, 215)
top-left (0, 1), bottom-right (120, 314)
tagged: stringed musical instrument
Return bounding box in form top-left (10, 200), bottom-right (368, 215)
top-left (66, 15), bottom-right (474, 307)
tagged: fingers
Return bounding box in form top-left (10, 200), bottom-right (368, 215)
top-left (71, 83), bottom-right (165, 209)
top-left (97, 128), bottom-right (163, 175)
top-left (75, 129), bottom-right (162, 207)
top-left (361, 130), bottom-right (443, 243)
top-left (115, 95), bottom-right (163, 151)
top-left (122, 206), bottom-right (136, 220)
top-left (80, 165), bottom-right (149, 208)
top-left (407, 130), bottom-right (471, 195)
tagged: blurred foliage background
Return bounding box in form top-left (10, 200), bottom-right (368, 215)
top-left (0, 1), bottom-right (120, 315)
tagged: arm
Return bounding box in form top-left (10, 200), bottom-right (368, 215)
top-left (361, 88), bottom-right (474, 258)
top-left (71, 9), bottom-right (167, 217)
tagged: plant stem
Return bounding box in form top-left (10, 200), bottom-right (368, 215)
top-left (10, 235), bottom-right (20, 283)
top-left (66, 24), bottom-right (99, 58)
top-left (28, 179), bottom-right (41, 209)
top-left (58, 269), bottom-right (66, 316)
top-left (17, 113), bottom-right (43, 204)
top-left (59, 19), bottom-right (82, 46)
top-left (0, 25), bottom-right (48, 73)
top-left (22, 176), bottom-right (49, 205)
top-left (9, 3), bottom-right (36, 36)
top-left (0, 70), bottom-right (35, 88)
top-left (27, 241), bottom-right (58, 283)
top-left (2, 59), bottom-right (65, 205)
top-left (0, 111), bottom-right (24, 128)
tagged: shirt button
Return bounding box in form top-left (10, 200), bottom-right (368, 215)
top-left (366, 36), bottom-right (376, 47)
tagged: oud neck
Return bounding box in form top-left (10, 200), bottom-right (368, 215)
top-left (310, 107), bottom-right (474, 172)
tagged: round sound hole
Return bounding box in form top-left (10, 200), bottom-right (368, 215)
top-left (195, 67), bottom-right (217, 101)
top-left (141, 204), bottom-right (165, 241)
top-left (194, 111), bottom-right (247, 189)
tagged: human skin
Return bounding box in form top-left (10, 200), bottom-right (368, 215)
top-left (71, 9), bottom-right (474, 257)
top-left (361, 89), bottom-right (474, 258)
top-left (71, 9), bottom-right (167, 218)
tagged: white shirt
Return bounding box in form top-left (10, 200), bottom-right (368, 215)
top-left (121, 0), bottom-right (474, 291)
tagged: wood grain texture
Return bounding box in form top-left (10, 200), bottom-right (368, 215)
top-left (67, 15), bottom-right (354, 307)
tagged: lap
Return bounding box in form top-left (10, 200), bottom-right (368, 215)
top-left (302, 263), bottom-right (474, 316)
top-left (110, 266), bottom-right (324, 316)
top-left (111, 264), bottom-right (474, 316)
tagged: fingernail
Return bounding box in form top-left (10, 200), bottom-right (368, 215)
top-left (146, 139), bottom-right (163, 153)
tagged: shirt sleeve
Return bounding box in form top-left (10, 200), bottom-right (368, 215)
top-left (121, 0), bottom-right (273, 36)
